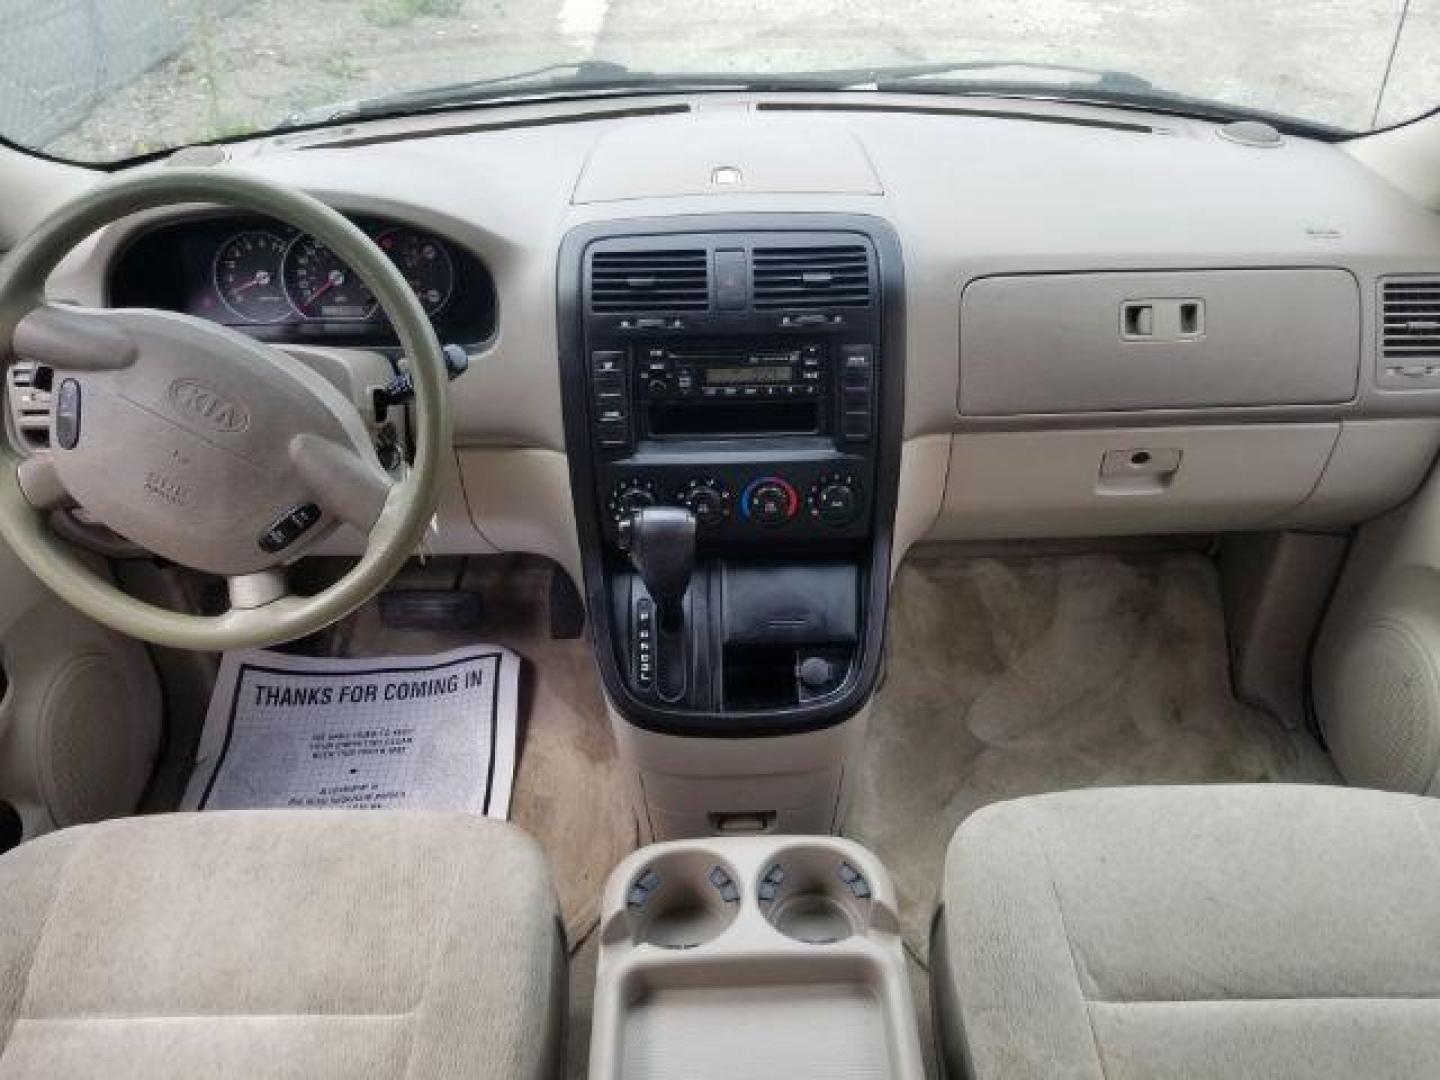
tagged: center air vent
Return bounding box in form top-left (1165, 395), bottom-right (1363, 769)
top-left (752, 245), bottom-right (872, 310)
top-left (1382, 278), bottom-right (1440, 362)
top-left (590, 249), bottom-right (709, 312)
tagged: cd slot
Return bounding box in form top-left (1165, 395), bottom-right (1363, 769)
top-left (646, 400), bottom-right (821, 438)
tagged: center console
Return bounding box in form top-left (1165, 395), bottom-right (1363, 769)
top-left (560, 214), bottom-right (903, 841)
top-left (560, 216), bottom-right (904, 747)
top-left (587, 834), bottom-right (925, 1079)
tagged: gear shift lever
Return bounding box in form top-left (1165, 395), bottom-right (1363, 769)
top-left (620, 506), bottom-right (696, 632)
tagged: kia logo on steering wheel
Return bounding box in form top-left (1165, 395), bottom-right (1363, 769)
top-left (168, 378), bottom-right (251, 434)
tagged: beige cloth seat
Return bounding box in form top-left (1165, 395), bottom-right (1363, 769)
top-left (0, 810), bottom-right (565, 1079)
top-left (934, 785), bottom-right (1440, 1080)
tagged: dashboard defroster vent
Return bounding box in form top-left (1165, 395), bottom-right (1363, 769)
top-left (590, 249), bottom-right (709, 312)
top-left (752, 245), bottom-right (872, 310)
top-left (1382, 278), bottom-right (1440, 363)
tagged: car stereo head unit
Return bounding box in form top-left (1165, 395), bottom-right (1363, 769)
top-left (639, 344), bottom-right (825, 402)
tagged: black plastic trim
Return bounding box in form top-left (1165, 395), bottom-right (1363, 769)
top-left (558, 213), bottom-right (905, 738)
top-left (758, 99), bottom-right (1155, 134)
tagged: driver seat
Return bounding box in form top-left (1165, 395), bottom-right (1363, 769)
top-left (0, 809), bottom-right (565, 1079)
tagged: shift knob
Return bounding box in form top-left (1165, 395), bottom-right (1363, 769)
top-left (621, 506), bottom-right (696, 632)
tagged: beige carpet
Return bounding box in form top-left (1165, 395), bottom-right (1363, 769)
top-left (326, 556), bottom-right (637, 949)
top-left (845, 552), bottom-right (1339, 964)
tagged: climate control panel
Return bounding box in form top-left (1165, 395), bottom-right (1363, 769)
top-left (600, 458), bottom-right (868, 546)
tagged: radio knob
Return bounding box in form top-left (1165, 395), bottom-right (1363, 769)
top-left (679, 478), bottom-right (732, 527)
top-left (809, 474), bottom-right (860, 526)
top-left (743, 477), bottom-right (799, 527)
top-left (647, 378), bottom-right (669, 398)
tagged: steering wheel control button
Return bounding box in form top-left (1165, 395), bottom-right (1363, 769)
top-left (258, 502), bottom-right (322, 554)
top-left (808, 473), bottom-right (861, 527)
top-left (679, 478), bottom-right (733, 527)
top-left (54, 379), bottom-right (81, 450)
top-left (741, 476), bottom-right (799, 527)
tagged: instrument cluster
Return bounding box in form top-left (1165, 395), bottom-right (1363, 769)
top-left (108, 213), bottom-right (496, 346)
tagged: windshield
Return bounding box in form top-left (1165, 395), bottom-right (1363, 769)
top-left (3, 0), bottom-right (1436, 163)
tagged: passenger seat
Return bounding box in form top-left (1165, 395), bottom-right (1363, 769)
top-left (0, 810), bottom-right (565, 1078)
top-left (933, 785), bottom-right (1440, 1079)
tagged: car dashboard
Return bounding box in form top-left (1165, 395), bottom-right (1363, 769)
top-left (35, 92), bottom-right (1440, 648)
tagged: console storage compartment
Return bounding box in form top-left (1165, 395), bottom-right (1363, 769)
top-left (590, 836), bottom-right (925, 1080)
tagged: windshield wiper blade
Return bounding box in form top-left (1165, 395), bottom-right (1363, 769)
top-left (843, 58), bottom-right (1155, 94)
top-left (290, 60), bottom-right (638, 124)
top-left (279, 56), bottom-right (1340, 142)
top-left (288, 62), bottom-right (851, 126)
top-left (867, 72), bottom-right (1344, 137)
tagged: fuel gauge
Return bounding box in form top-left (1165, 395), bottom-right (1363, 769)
top-left (378, 228), bottom-right (454, 315)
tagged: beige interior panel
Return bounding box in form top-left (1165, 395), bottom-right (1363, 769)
top-left (1315, 449), bottom-right (1440, 791)
top-left (0, 145), bottom-right (96, 251)
top-left (933, 424), bottom-right (1340, 540)
top-left (572, 113), bottom-right (883, 202)
top-left (891, 435), bottom-right (949, 575)
top-left (457, 447), bottom-right (582, 586)
top-left (1285, 419), bottom-right (1440, 529)
top-left (608, 701), bottom-right (869, 844)
top-left (0, 542), bottom-right (161, 836)
top-left (311, 449), bottom-right (494, 558)
top-left (1348, 111), bottom-right (1440, 210)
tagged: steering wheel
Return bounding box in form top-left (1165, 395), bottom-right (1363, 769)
top-left (0, 169), bottom-right (451, 651)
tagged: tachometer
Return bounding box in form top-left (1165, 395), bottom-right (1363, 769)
top-left (213, 231), bottom-right (291, 323)
top-left (283, 236), bottom-right (376, 321)
top-left (378, 228), bottom-right (454, 316)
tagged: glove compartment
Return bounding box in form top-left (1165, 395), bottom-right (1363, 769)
top-left (958, 268), bottom-right (1360, 415)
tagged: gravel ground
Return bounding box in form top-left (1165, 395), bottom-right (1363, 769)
top-left (42, 0), bottom-right (1440, 161)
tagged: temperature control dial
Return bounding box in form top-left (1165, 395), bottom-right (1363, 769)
top-left (808, 473), bottom-right (861, 527)
top-left (741, 476), bottom-right (800, 527)
top-left (678, 478), bottom-right (733, 527)
top-left (607, 479), bottom-right (658, 525)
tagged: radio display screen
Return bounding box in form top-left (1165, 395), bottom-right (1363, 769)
top-left (705, 364), bottom-right (793, 386)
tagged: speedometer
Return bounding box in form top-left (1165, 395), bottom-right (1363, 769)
top-left (283, 236), bottom-right (376, 321)
top-left (213, 231), bottom-right (290, 323)
top-left (378, 228), bottom-right (455, 316)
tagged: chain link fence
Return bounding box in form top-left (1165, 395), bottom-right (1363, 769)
top-left (0, 0), bottom-right (244, 149)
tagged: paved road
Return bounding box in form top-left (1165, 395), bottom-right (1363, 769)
top-left (579, 0), bottom-right (1437, 130)
top-left (42, 0), bottom-right (1440, 161)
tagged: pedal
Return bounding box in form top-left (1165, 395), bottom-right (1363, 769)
top-left (379, 590), bottom-right (484, 632)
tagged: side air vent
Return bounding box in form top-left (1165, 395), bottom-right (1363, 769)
top-left (1382, 278), bottom-right (1440, 361)
top-left (590, 249), bottom-right (709, 312)
top-left (752, 246), bottom-right (872, 310)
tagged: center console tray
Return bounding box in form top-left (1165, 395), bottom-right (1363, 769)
top-left (588, 836), bottom-right (924, 1080)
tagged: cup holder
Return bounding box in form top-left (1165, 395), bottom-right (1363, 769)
top-left (757, 848), bottom-right (875, 944)
top-left (624, 850), bottom-right (741, 949)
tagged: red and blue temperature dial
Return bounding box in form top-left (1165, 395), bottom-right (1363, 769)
top-left (740, 476), bottom-right (800, 527)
